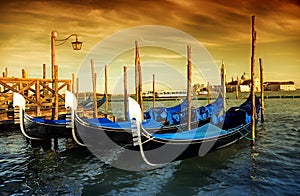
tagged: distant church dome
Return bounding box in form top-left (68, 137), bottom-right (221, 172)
top-left (241, 72), bottom-right (249, 80)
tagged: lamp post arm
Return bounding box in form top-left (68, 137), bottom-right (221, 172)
top-left (55, 34), bottom-right (79, 46)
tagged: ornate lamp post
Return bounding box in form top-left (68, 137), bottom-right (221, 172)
top-left (50, 31), bottom-right (82, 120)
top-left (51, 31), bottom-right (82, 80)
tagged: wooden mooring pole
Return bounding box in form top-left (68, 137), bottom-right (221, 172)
top-left (236, 76), bottom-right (239, 99)
top-left (123, 66), bottom-right (128, 121)
top-left (135, 41), bottom-right (143, 117)
top-left (187, 45), bottom-right (192, 130)
top-left (76, 78), bottom-right (79, 98)
top-left (250, 15), bottom-right (257, 145)
top-left (104, 65), bottom-right (109, 115)
top-left (71, 73), bottom-right (75, 93)
top-left (43, 64), bottom-right (46, 79)
top-left (135, 41), bottom-right (140, 104)
top-left (152, 74), bottom-right (156, 109)
top-left (207, 82), bottom-right (210, 104)
top-left (53, 65), bottom-right (59, 120)
top-left (5, 67), bottom-right (8, 77)
top-left (220, 61), bottom-right (226, 112)
top-left (259, 58), bottom-right (265, 124)
top-left (91, 59), bottom-right (98, 118)
top-left (53, 65), bottom-right (58, 120)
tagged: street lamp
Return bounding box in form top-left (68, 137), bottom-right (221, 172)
top-left (51, 31), bottom-right (82, 80)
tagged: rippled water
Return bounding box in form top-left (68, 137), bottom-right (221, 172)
top-left (0, 98), bottom-right (299, 195)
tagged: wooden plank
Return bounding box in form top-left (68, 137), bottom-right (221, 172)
top-left (0, 77), bottom-right (69, 83)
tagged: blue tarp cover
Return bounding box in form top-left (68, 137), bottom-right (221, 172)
top-left (151, 123), bottom-right (227, 140)
top-left (144, 94), bottom-right (224, 126)
top-left (33, 118), bottom-right (67, 125)
top-left (85, 118), bottom-right (163, 129)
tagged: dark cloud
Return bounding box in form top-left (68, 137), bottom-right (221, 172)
top-left (0, 0), bottom-right (299, 86)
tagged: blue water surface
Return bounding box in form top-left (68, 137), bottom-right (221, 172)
top-left (0, 98), bottom-right (299, 195)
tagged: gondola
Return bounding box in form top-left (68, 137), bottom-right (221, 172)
top-left (12, 92), bottom-right (108, 140)
top-left (65, 91), bottom-right (259, 169)
top-left (65, 91), bottom-right (224, 145)
top-left (13, 92), bottom-right (72, 140)
top-left (127, 94), bottom-right (260, 166)
top-left (12, 90), bottom-right (223, 142)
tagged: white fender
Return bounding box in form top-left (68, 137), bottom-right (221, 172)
top-left (13, 92), bottom-right (26, 110)
top-left (128, 97), bottom-right (164, 167)
top-left (13, 92), bottom-right (42, 140)
top-left (65, 90), bottom-right (87, 147)
top-left (128, 97), bottom-right (142, 124)
top-left (65, 90), bottom-right (77, 110)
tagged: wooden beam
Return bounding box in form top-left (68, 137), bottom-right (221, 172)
top-left (0, 77), bottom-right (67, 83)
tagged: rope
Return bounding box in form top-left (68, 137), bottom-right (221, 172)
top-left (134, 121), bottom-right (165, 167)
top-left (175, 124), bottom-right (185, 132)
top-left (20, 110), bottom-right (43, 140)
top-left (70, 110), bottom-right (88, 147)
top-left (236, 126), bottom-right (253, 141)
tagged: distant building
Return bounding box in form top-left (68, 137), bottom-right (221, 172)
top-left (226, 72), bottom-right (260, 92)
top-left (240, 78), bottom-right (261, 92)
top-left (264, 81), bottom-right (296, 91)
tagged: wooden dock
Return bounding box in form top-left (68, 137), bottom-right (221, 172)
top-left (0, 66), bottom-right (71, 125)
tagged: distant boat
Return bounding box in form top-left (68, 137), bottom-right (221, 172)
top-left (81, 96), bottom-right (106, 109)
top-left (143, 89), bottom-right (187, 98)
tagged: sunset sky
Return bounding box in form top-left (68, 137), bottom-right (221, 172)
top-left (0, 0), bottom-right (299, 93)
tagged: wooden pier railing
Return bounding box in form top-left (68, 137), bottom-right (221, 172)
top-left (0, 76), bottom-right (71, 118)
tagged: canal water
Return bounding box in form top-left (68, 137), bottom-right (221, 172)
top-left (0, 98), bottom-right (299, 195)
